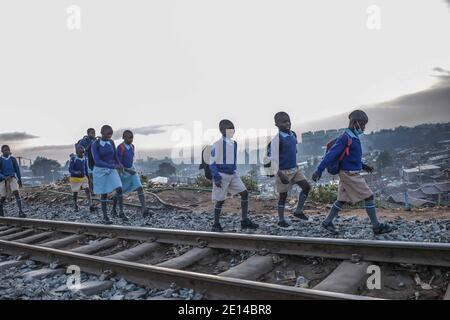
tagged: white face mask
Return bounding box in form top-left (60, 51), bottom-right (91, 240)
top-left (354, 121), bottom-right (364, 136)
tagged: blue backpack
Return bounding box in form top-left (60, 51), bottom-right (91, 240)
top-left (324, 135), bottom-right (352, 175)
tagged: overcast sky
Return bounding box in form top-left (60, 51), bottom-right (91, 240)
top-left (0, 0), bottom-right (449, 161)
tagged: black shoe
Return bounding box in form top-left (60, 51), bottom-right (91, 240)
top-left (241, 218), bottom-right (259, 230)
top-left (74, 205), bottom-right (79, 212)
top-left (211, 223), bottom-right (223, 232)
top-left (103, 215), bottom-right (113, 225)
top-left (89, 205), bottom-right (97, 213)
top-left (373, 223), bottom-right (396, 235)
top-left (322, 222), bottom-right (338, 235)
top-left (18, 212), bottom-right (26, 218)
top-left (293, 211), bottom-right (309, 221)
top-left (277, 220), bottom-right (293, 230)
top-left (142, 209), bottom-right (152, 218)
top-left (119, 213), bottom-right (129, 222)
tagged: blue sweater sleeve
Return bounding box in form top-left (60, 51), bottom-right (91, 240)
top-left (209, 146), bottom-right (221, 181)
top-left (117, 145), bottom-right (124, 166)
top-left (0, 160), bottom-right (5, 180)
top-left (69, 158), bottom-right (76, 174)
top-left (91, 141), bottom-right (115, 169)
top-left (317, 134), bottom-right (347, 174)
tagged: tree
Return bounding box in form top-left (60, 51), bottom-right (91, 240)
top-left (30, 157), bottom-right (62, 182)
top-left (155, 162), bottom-right (176, 177)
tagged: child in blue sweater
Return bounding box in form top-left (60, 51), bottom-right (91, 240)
top-left (312, 110), bottom-right (395, 235)
top-left (268, 112), bottom-right (311, 230)
top-left (210, 119), bottom-right (259, 232)
top-left (91, 125), bottom-right (127, 224)
top-left (0, 145), bottom-right (25, 218)
top-left (112, 130), bottom-right (151, 218)
top-left (69, 145), bottom-right (94, 212)
top-left (75, 128), bottom-right (97, 191)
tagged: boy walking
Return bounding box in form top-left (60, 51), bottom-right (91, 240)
top-left (210, 120), bottom-right (259, 232)
top-left (69, 145), bottom-right (95, 212)
top-left (113, 130), bottom-right (151, 218)
top-left (0, 145), bottom-right (25, 218)
top-left (267, 112), bottom-right (311, 229)
top-left (312, 110), bottom-right (395, 235)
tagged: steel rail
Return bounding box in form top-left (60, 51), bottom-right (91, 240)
top-left (1, 217), bottom-right (450, 267)
top-left (0, 239), bottom-right (375, 300)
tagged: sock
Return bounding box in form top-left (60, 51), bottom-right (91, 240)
top-left (138, 191), bottom-right (147, 211)
top-left (101, 198), bottom-right (108, 218)
top-left (323, 201), bottom-right (344, 225)
top-left (117, 194), bottom-right (124, 215)
top-left (111, 195), bottom-right (117, 213)
top-left (14, 193), bottom-right (23, 213)
top-left (277, 204), bottom-right (285, 222)
top-left (241, 199), bottom-right (248, 220)
top-left (0, 198), bottom-right (4, 216)
top-left (214, 203), bottom-right (223, 225)
top-left (73, 192), bottom-right (78, 207)
top-left (364, 199), bottom-right (380, 228)
top-left (295, 191), bottom-right (308, 214)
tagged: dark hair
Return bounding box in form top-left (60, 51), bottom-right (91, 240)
top-left (1, 145), bottom-right (9, 152)
top-left (274, 111), bottom-right (290, 123)
top-left (122, 130), bottom-right (133, 139)
top-left (100, 125), bottom-right (113, 135)
top-left (348, 110), bottom-right (368, 124)
top-left (219, 119), bottom-right (234, 130)
top-left (76, 145), bottom-right (85, 152)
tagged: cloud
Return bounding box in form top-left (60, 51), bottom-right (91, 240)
top-left (297, 67), bottom-right (450, 133)
top-left (113, 124), bottom-right (182, 139)
top-left (22, 144), bottom-right (73, 152)
top-left (0, 132), bottom-right (39, 141)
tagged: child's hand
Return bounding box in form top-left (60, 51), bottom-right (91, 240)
top-left (312, 171), bottom-right (321, 182)
top-left (362, 164), bottom-right (374, 173)
top-left (214, 180), bottom-right (222, 188)
top-left (277, 171), bottom-right (290, 184)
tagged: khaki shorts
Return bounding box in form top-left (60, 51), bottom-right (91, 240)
top-left (337, 171), bottom-right (373, 204)
top-left (212, 172), bottom-right (247, 202)
top-left (276, 167), bottom-right (306, 193)
top-left (69, 177), bottom-right (89, 192)
top-left (0, 177), bottom-right (20, 197)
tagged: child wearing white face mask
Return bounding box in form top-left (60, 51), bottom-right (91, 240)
top-left (312, 110), bottom-right (396, 236)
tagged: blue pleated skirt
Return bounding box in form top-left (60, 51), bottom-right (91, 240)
top-left (93, 166), bottom-right (122, 195)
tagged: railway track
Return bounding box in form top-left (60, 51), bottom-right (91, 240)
top-left (0, 217), bottom-right (449, 300)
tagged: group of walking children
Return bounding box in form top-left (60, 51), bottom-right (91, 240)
top-left (206, 109), bottom-right (395, 235)
top-left (71, 126), bottom-right (150, 224)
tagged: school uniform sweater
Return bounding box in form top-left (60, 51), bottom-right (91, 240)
top-left (69, 156), bottom-right (88, 178)
top-left (317, 128), bottom-right (365, 174)
top-left (91, 140), bottom-right (120, 169)
top-left (210, 137), bottom-right (237, 181)
top-left (0, 156), bottom-right (21, 182)
top-left (117, 143), bottom-right (135, 169)
top-left (76, 136), bottom-right (95, 152)
top-left (268, 130), bottom-right (298, 171)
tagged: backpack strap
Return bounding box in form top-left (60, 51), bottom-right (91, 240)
top-left (338, 135), bottom-right (352, 161)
